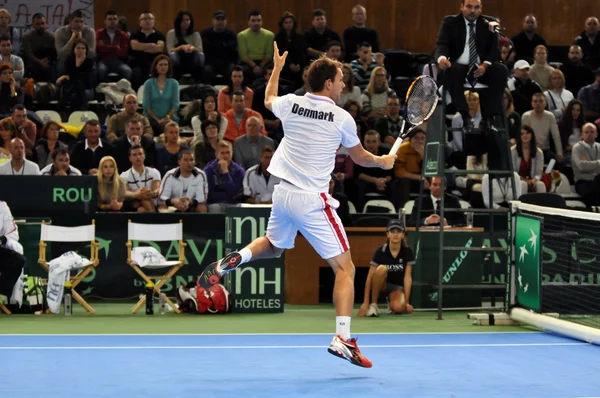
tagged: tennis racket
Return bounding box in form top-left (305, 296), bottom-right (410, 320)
top-left (389, 75), bottom-right (439, 155)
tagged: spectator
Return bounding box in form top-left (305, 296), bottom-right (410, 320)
top-left (572, 123), bottom-right (600, 206)
top-left (156, 121), bottom-right (188, 176)
top-left (129, 11), bottom-right (166, 89)
top-left (106, 94), bottom-right (153, 142)
top-left (200, 10), bottom-right (238, 84)
top-left (374, 95), bottom-right (404, 147)
top-left (500, 43), bottom-right (516, 70)
top-left (96, 10), bottom-right (132, 82)
top-left (20, 14), bottom-right (57, 82)
top-left (361, 66), bottom-right (396, 119)
top-left (521, 93), bottom-right (564, 162)
top-left (481, 172), bottom-right (522, 209)
top-left (218, 65), bottom-right (253, 113)
top-left (0, 9), bottom-right (19, 55)
top-left (0, 63), bottom-right (23, 116)
top-left (56, 38), bottom-right (94, 110)
top-left (243, 145), bottom-right (280, 204)
top-left (508, 60), bottom-right (542, 115)
top-left (353, 130), bottom-right (394, 212)
top-left (237, 10), bottom-right (274, 83)
top-left (529, 45), bottom-right (554, 91)
top-left (334, 145), bottom-right (354, 191)
top-left (449, 91), bottom-right (483, 169)
top-left (558, 99), bottom-right (585, 164)
top-left (113, 119), bottom-right (157, 172)
top-left (167, 10), bottom-right (204, 80)
top-left (223, 90), bottom-right (267, 142)
top-left (560, 45), bottom-right (595, 96)
top-left (159, 149), bottom-right (208, 213)
top-left (96, 156), bottom-right (126, 212)
top-left (120, 144), bottom-right (161, 213)
top-left (544, 69), bottom-right (574, 121)
top-left (343, 5), bottom-right (380, 62)
top-left (194, 120), bottom-right (219, 169)
top-left (54, 10), bottom-right (96, 75)
top-left (504, 89), bottom-right (522, 145)
top-left (337, 63), bottom-right (362, 107)
top-left (118, 16), bottom-right (130, 37)
top-left (350, 42), bottom-right (379, 91)
top-left (326, 41), bottom-right (343, 62)
top-left (40, 147), bottom-right (82, 176)
top-left (0, 138), bottom-right (38, 175)
top-left (70, 120), bottom-right (112, 176)
top-left (511, 125), bottom-right (546, 193)
top-left (191, 94), bottom-right (227, 147)
top-left (250, 64), bottom-right (294, 139)
top-left (0, 117), bottom-right (14, 164)
top-left (0, 35), bottom-right (23, 81)
top-left (294, 66), bottom-right (310, 96)
top-left (511, 14), bottom-right (546, 64)
top-left (32, 121), bottom-right (68, 168)
top-left (578, 68), bottom-right (600, 122)
top-left (392, 128), bottom-right (427, 209)
top-left (459, 153), bottom-right (488, 204)
top-left (409, 176), bottom-right (462, 227)
top-left (304, 9), bottom-right (342, 62)
top-left (234, 116), bottom-right (275, 169)
top-left (143, 54), bottom-right (180, 136)
top-left (343, 99), bottom-right (369, 139)
top-left (2, 105), bottom-right (35, 152)
top-left (574, 17), bottom-right (600, 70)
top-left (274, 12), bottom-right (304, 86)
top-left (204, 140), bottom-right (245, 213)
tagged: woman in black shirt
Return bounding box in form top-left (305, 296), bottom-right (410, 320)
top-left (56, 38), bottom-right (94, 110)
top-left (274, 12), bottom-right (304, 87)
top-left (358, 219), bottom-right (415, 317)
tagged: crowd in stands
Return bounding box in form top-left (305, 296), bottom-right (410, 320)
top-left (1, 4), bottom-right (600, 224)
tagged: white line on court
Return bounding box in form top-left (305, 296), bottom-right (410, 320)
top-left (0, 331), bottom-right (542, 337)
top-left (0, 342), bottom-right (588, 350)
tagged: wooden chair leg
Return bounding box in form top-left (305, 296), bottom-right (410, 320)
top-left (132, 295), bottom-right (146, 314)
top-left (0, 303), bottom-right (11, 315)
top-left (72, 289), bottom-right (95, 314)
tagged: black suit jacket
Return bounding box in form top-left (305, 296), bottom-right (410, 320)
top-left (409, 193), bottom-right (464, 227)
top-left (70, 139), bottom-right (112, 175)
top-left (113, 135), bottom-right (157, 172)
top-left (434, 14), bottom-right (500, 65)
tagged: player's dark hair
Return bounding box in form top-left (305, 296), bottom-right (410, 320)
top-left (312, 9), bottom-right (326, 18)
top-left (307, 56), bottom-right (342, 93)
top-left (248, 10), bottom-right (261, 20)
top-left (105, 10), bottom-right (118, 18)
top-left (231, 89), bottom-right (245, 98)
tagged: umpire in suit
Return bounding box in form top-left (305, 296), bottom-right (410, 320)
top-left (409, 176), bottom-right (464, 227)
top-left (434, 0), bottom-right (508, 129)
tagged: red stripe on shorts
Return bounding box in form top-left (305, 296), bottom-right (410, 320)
top-left (319, 193), bottom-right (349, 252)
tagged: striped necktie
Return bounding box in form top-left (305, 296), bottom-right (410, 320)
top-left (468, 22), bottom-right (478, 69)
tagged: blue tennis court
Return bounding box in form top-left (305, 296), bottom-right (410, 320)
top-left (0, 332), bottom-right (598, 398)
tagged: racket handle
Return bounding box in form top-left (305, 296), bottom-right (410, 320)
top-left (388, 120), bottom-right (406, 155)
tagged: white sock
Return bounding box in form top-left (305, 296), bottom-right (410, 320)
top-left (238, 247), bottom-right (253, 265)
top-left (336, 316), bottom-right (351, 341)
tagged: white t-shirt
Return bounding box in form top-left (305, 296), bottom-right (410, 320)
top-left (268, 93), bottom-right (360, 192)
top-left (158, 167), bottom-right (208, 205)
top-left (0, 159), bottom-right (40, 175)
top-left (120, 166), bottom-right (161, 192)
top-left (243, 165), bottom-right (281, 202)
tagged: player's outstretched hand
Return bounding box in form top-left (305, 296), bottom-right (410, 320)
top-left (379, 154), bottom-right (397, 169)
top-left (273, 42), bottom-right (288, 70)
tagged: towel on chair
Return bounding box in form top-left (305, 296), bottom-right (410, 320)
top-left (46, 252), bottom-right (90, 314)
top-left (132, 247), bottom-right (166, 267)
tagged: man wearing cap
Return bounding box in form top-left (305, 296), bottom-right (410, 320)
top-left (358, 219), bottom-right (414, 317)
top-left (409, 176), bottom-right (463, 227)
top-left (508, 60), bottom-right (542, 115)
top-left (201, 10), bottom-right (238, 85)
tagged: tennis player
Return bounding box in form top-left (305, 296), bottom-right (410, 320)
top-left (199, 42), bottom-right (396, 368)
top-left (357, 219), bottom-right (414, 317)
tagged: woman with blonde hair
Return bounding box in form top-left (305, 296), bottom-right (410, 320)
top-left (97, 156), bottom-right (126, 212)
top-left (361, 66), bottom-right (396, 119)
top-left (544, 69), bottom-right (574, 121)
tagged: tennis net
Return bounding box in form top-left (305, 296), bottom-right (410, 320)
top-left (510, 201), bottom-right (600, 344)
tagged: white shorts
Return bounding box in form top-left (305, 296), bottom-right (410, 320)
top-left (266, 181), bottom-right (350, 259)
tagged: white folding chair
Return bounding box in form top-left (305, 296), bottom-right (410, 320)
top-left (403, 200), bottom-right (415, 216)
top-left (127, 220), bottom-right (186, 314)
top-left (459, 199), bottom-right (471, 209)
top-left (36, 110), bottom-right (62, 124)
top-left (67, 111), bottom-right (100, 127)
top-left (364, 199), bottom-right (397, 213)
top-left (137, 85), bottom-right (144, 106)
top-left (38, 221), bottom-right (99, 314)
top-left (348, 201), bottom-right (357, 214)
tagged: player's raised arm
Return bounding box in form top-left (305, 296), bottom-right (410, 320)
top-left (347, 143), bottom-right (396, 170)
top-left (264, 42), bottom-right (288, 111)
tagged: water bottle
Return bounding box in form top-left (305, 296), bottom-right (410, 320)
top-left (145, 281), bottom-right (154, 315)
top-left (159, 293), bottom-right (167, 315)
top-left (64, 281), bottom-right (72, 316)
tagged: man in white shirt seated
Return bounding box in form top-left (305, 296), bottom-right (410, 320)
top-left (572, 123), bottom-right (600, 206)
top-left (158, 149), bottom-right (208, 213)
top-left (243, 146), bottom-right (280, 204)
top-left (39, 148), bottom-right (82, 176)
top-left (120, 144), bottom-right (161, 212)
top-left (0, 138), bottom-right (39, 175)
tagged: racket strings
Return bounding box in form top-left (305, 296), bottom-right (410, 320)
top-left (406, 78), bottom-right (438, 125)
